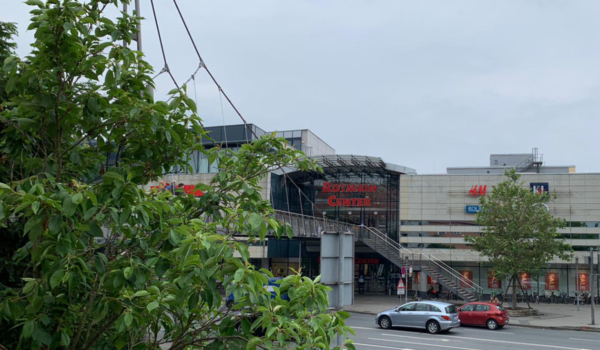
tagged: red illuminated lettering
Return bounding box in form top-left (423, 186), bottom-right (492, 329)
top-left (323, 182), bottom-right (332, 192)
top-left (365, 198), bottom-right (371, 206)
top-left (328, 195), bottom-right (336, 206)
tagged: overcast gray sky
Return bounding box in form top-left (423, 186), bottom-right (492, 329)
top-left (3, 0), bottom-right (600, 174)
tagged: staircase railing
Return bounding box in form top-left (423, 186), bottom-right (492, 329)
top-left (422, 253), bottom-right (483, 300)
top-left (272, 210), bottom-right (484, 300)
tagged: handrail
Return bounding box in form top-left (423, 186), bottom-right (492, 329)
top-left (272, 209), bottom-right (484, 299)
top-left (424, 254), bottom-right (484, 296)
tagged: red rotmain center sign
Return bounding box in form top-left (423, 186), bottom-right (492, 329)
top-left (323, 182), bottom-right (376, 207)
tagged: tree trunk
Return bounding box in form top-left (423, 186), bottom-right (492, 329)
top-left (516, 275), bottom-right (532, 309)
top-left (512, 275), bottom-right (517, 310)
top-left (502, 277), bottom-right (512, 307)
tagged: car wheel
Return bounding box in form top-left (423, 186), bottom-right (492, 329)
top-left (427, 320), bottom-right (440, 334)
top-left (379, 316), bottom-right (392, 329)
top-left (487, 319), bottom-right (498, 330)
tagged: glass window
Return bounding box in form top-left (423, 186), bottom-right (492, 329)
top-left (474, 304), bottom-right (490, 312)
top-left (400, 303), bottom-right (416, 311)
top-left (446, 305), bottom-right (458, 314)
top-left (429, 305), bottom-right (441, 312)
top-left (293, 130), bottom-right (302, 138)
top-left (284, 131), bottom-right (292, 138)
top-left (496, 305), bottom-right (505, 311)
top-left (415, 304), bottom-right (429, 312)
top-left (460, 304), bottom-right (473, 312)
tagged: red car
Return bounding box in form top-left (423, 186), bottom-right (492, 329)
top-left (458, 302), bottom-right (509, 330)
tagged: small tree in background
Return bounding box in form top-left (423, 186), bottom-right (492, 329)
top-left (0, 1), bottom-right (354, 349)
top-left (465, 169), bottom-right (572, 310)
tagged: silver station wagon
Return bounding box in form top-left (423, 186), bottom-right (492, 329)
top-left (375, 301), bottom-right (460, 334)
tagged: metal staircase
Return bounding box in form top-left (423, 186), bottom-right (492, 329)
top-left (358, 226), bottom-right (482, 301)
top-left (272, 210), bottom-right (483, 301)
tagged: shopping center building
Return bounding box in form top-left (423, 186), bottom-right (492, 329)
top-left (151, 124), bottom-right (600, 299)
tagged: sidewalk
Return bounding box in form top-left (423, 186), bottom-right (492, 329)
top-left (345, 294), bottom-right (600, 331)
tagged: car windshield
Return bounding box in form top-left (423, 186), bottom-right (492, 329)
top-left (445, 305), bottom-right (457, 314)
top-left (497, 305), bottom-right (506, 311)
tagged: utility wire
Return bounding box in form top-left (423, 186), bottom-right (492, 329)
top-left (149, 0), bottom-right (217, 148)
top-left (170, 0), bottom-right (326, 217)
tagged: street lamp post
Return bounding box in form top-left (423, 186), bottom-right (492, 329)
top-left (576, 257), bottom-right (580, 311)
top-left (591, 248), bottom-right (596, 325)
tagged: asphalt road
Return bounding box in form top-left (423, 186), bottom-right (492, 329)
top-left (345, 312), bottom-right (600, 350)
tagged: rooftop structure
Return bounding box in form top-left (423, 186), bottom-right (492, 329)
top-left (447, 148), bottom-right (576, 175)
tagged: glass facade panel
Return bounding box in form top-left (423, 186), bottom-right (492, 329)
top-left (271, 169), bottom-right (400, 241)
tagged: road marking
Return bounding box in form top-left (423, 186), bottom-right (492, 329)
top-left (354, 343), bottom-right (415, 350)
top-left (429, 334), bottom-right (591, 350)
top-left (353, 326), bottom-right (381, 331)
top-left (381, 333), bottom-right (451, 342)
top-left (569, 338), bottom-right (600, 344)
top-left (369, 338), bottom-right (483, 350)
top-left (460, 328), bottom-right (514, 335)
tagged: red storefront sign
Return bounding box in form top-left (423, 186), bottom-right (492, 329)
top-left (468, 185), bottom-right (487, 197)
top-left (545, 272), bottom-right (559, 291)
top-left (150, 184), bottom-right (204, 197)
top-left (518, 272), bottom-right (531, 290)
top-left (577, 273), bottom-right (590, 292)
top-left (460, 270), bottom-right (473, 288)
top-left (488, 272), bottom-right (502, 289)
top-left (323, 182), bottom-right (376, 207)
top-left (355, 258), bottom-right (379, 264)
top-left (427, 275), bottom-right (438, 285)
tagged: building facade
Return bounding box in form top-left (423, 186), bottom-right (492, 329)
top-left (149, 124), bottom-right (599, 297)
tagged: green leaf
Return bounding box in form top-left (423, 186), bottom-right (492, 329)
top-left (22, 320), bottom-right (34, 338)
top-left (49, 215), bottom-right (63, 233)
top-left (50, 269), bottom-right (65, 289)
top-left (23, 280), bottom-right (36, 294)
top-left (72, 192), bottom-right (84, 204)
top-left (25, 0), bottom-right (44, 6)
top-left (133, 291), bottom-right (149, 298)
top-left (63, 197), bottom-right (77, 217)
top-left (248, 213), bottom-right (262, 230)
top-left (146, 301), bottom-right (159, 311)
top-left (119, 206), bottom-right (131, 225)
top-left (123, 267), bottom-right (133, 280)
top-left (60, 331), bottom-right (71, 346)
top-left (31, 201), bottom-right (40, 214)
top-left (103, 171), bottom-right (124, 182)
top-left (234, 268), bottom-right (245, 282)
top-left (123, 312), bottom-right (133, 328)
top-left (63, 22), bottom-right (73, 32)
top-left (84, 207), bottom-right (97, 221)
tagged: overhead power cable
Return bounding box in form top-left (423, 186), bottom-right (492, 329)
top-left (149, 0), bottom-right (217, 149)
top-left (170, 0), bottom-right (327, 217)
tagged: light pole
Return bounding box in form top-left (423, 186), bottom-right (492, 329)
top-left (591, 248), bottom-right (596, 325)
top-left (576, 257), bottom-right (580, 311)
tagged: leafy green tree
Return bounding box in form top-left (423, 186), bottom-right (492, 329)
top-left (0, 1), bottom-right (354, 349)
top-left (465, 169), bottom-right (572, 310)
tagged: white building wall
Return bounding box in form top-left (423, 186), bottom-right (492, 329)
top-left (400, 173), bottom-right (600, 265)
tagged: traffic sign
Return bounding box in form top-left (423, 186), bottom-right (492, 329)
top-left (397, 279), bottom-right (405, 295)
top-left (401, 266), bottom-right (406, 277)
top-left (409, 266), bottom-right (413, 276)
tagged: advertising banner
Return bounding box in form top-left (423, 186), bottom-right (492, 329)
top-left (545, 272), bottom-right (559, 291)
top-left (427, 275), bottom-right (438, 285)
top-left (518, 272), bottom-right (531, 290)
top-left (487, 271), bottom-right (502, 289)
top-left (460, 270), bottom-right (473, 289)
top-left (578, 273), bottom-right (590, 292)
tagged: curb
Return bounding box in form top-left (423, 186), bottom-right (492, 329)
top-left (346, 310), bottom-right (600, 333)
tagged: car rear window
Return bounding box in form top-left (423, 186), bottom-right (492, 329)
top-left (445, 305), bottom-right (457, 314)
top-left (496, 305), bottom-right (506, 311)
top-left (429, 305), bottom-right (441, 312)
